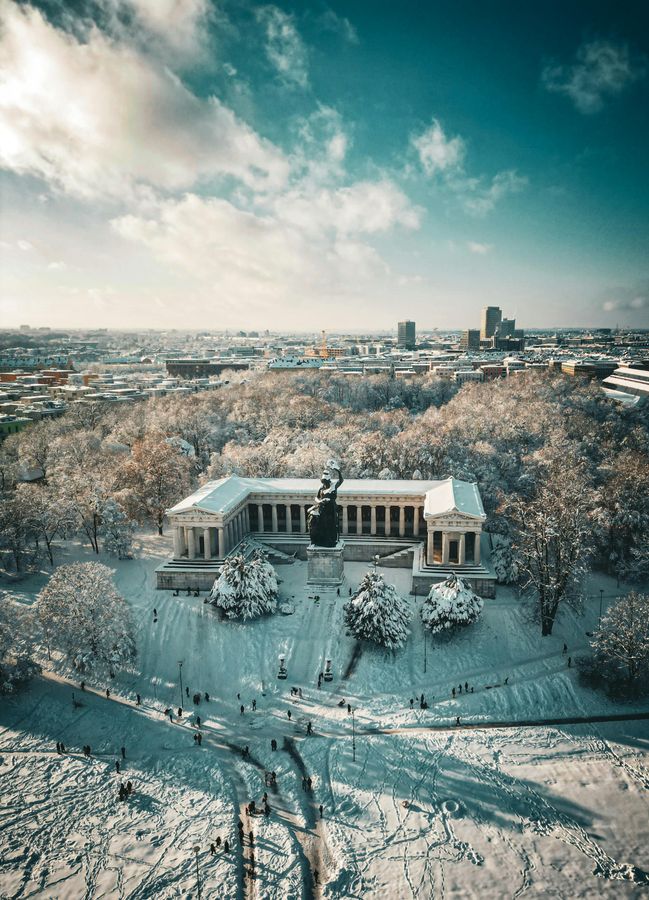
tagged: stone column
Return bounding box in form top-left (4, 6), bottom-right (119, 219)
top-left (203, 528), bottom-right (212, 560)
top-left (341, 505), bottom-right (348, 535)
top-left (271, 504), bottom-right (278, 533)
top-left (427, 527), bottom-right (435, 566)
top-left (413, 508), bottom-right (420, 537)
top-left (370, 505), bottom-right (377, 535)
top-left (399, 506), bottom-right (406, 538)
top-left (356, 507), bottom-right (362, 535)
top-left (286, 504), bottom-right (292, 533)
top-left (442, 532), bottom-right (449, 564)
top-left (244, 506), bottom-right (250, 535)
top-left (385, 506), bottom-right (391, 537)
top-left (474, 531), bottom-right (481, 564)
top-left (217, 526), bottom-right (225, 558)
top-left (458, 533), bottom-right (465, 565)
top-left (187, 527), bottom-right (196, 560)
top-left (173, 526), bottom-right (183, 558)
top-left (257, 504), bottom-right (264, 533)
top-left (300, 505), bottom-right (307, 533)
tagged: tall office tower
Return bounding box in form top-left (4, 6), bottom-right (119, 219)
top-left (500, 317), bottom-right (516, 337)
top-left (397, 320), bottom-right (416, 348)
top-left (480, 306), bottom-right (502, 340)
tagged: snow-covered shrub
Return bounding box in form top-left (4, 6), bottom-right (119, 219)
top-left (37, 562), bottom-right (136, 674)
top-left (210, 551), bottom-right (278, 620)
top-left (589, 591), bottom-right (649, 690)
top-left (421, 574), bottom-right (484, 635)
top-left (344, 570), bottom-right (411, 649)
top-left (0, 600), bottom-right (40, 693)
top-left (490, 535), bottom-right (520, 584)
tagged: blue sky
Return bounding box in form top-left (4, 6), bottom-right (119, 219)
top-left (1, 0), bottom-right (648, 330)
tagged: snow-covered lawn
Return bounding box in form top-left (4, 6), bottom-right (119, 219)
top-left (1, 534), bottom-right (648, 898)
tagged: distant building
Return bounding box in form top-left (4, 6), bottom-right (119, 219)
top-left (480, 306), bottom-right (502, 340)
top-left (397, 320), bottom-right (416, 349)
top-left (602, 366), bottom-right (649, 402)
top-left (165, 358), bottom-right (250, 378)
top-left (460, 329), bottom-right (481, 351)
top-left (499, 317), bottom-right (516, 337)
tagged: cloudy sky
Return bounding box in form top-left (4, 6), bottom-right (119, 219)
top-left (1, 0), bottom-right (648, 331)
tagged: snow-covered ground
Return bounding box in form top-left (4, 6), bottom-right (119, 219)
top-left (1, 534), bottom-right (648, 898)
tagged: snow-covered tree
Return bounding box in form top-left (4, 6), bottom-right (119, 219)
top-left (100, 499), bottom-right (135, 559)
top-left (210, 551), bottom-right (278, 620)
top-left (17, 482), bottom-right (75, 566)
top-left (421, 574), bottom-right (484, 634)
top-left (591, 591), bottom-right (649, 685)
top-left (506, 446), bottom-right (594, 636)
top-left (120, 434), bottom-right (192, 534)
top-left (37, 562), bottom-right (136, 674)
top-left (0, 598), bottom-right (40, 693)
top-left (344, 570), bottom-right (411, 649)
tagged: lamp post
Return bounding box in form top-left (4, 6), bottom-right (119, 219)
top-left (352, 707), bottom-right (356, 762)
top-left (178, 660), bottom-right (184, 710)
top-left (193, 845), bottom-right (201, 899)
top-left (424, 627), bottom-right (427, 675)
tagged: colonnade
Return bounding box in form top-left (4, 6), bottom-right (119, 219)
top-left (253, 501), bottom-right (425, 539)
top-left (173, 506), bottom-right (250, 560)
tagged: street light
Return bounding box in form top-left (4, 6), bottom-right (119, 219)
top-left (352, 707), bottom-right (356, 762)
top-left (178, 661), bottom-right (184, 710)
top-left (193, 845), bottom-right (201, 899)
top-left (424, 628), bottom-right (427, 675)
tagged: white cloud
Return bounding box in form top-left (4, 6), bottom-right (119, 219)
top-left (319, 7), bottom-right (358, 45)
top-left (542, 40), bottom-right (646, 114)
top-left (467, 241), bottom-right (492, 255)
top-left (460, 170), bottom-right (528, 217)
top-left (412, 119), bottom-right (465, 176)
top-left (412, 118), bottom-right (526, 216)
top-left (256, 6), bottom-right (308, 88)
top-left (117, 0), bottom-right (212, 59)
top-left (603, 295), bottom-right (647, 312)
top-left (111, 181), bottom-right (420, 312)
top-left (273, 180), bottom-right (421, 236)
top-left (16, 239), bottom-right (33, 251)
top-left (47, 260), bottom-right (67, 271)
top-left (0, 2), bottom-right (288, 199)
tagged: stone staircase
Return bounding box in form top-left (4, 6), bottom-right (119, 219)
top-left (375, 543), bottom-right (419, 568)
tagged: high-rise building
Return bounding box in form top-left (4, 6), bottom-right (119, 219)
top-left (480, 306), bottom-right (502, 340)
top-left (499, 317), bottom-right (516, 337)
top-left (397, 320), bottom-right (416, 348)
top-left (460, 329), bottom-right (481, 351)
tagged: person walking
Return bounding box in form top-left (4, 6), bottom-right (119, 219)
top-left (307, 721), bottom-right (312, 735)
top-left (252, 699), bottom-right (257, 711)
top-left (568, 656), bottom-right (572, 668)
top-left (56, 742), bottom-right (61, 754)
top-left (136, 694), bottom-right (141, 706)
top-left (504, 677), bottom-right (509, 685)
top-left (456, 716), bottom-right (461, 726)
top-left (464, 682), bottom-right (468, 693)
top-left (204, 692), bottom-right (210, 701)
top-left (105, 688), bottom-right (110, 699)
top-left (115, 761), bottom-right (120, 773)
top-left (185, 686), bottom-right (189, 698)
top-left (80, 681), bottom-right (85, 691)
top-left (224, 839), bottom-right (229, 852)
top-left (216, 836), bottom-right (221, 848)
top-left (126, 780), bottom-right (133, 795)
top-left (271, 738), bottom-right (277, 751)
top-left (409, 697), bottom-right (414, 709)
top-left (307, 776), bottom-right (312, 791)
top-left (563, 643), bottom-right (568, 655)
top-left (121, 746), bottom-right (126, 759)
top-left (287, 710), bottom-right (292, 721)
top-left (452, 687), bottom-right (456, 698)
top-left (319, 804), bottom-right (324, 819)
top-left (240, 704), bottom-right (245, 715)
top-left (458, 684), bottom-right (462, 694)
top-left (210, 843), bottom-right (216, 855)
top-left (196, 716), bottom-right (201, 728)
top-left (302, 776), bottom-right (307, 791)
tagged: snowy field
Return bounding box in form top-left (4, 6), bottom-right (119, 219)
top-left (1, 534), bottom-right (649, 899)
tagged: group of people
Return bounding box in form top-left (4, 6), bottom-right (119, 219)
top-left (409, 694), bottom-right (429, 710)
top-left (209, 836), bottom-right (229, 854)
top-left (118, 781), bottom-right (133, 801)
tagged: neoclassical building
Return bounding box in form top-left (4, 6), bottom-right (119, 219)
top-left (156, 475), bottom-right (496, 596)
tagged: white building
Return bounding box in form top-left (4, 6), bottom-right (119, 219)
top-left (157, 475), bottom-right (496, 596)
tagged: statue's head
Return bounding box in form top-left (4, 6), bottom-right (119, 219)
top-left (322, 458), bottom-right (341, 482)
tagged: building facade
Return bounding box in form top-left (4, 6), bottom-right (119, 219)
top-left (397, 321), bottom-right (416, 349)
top-left (480, 306), bottom-right (502, 340)
top-left (156, 475), bottom-right (496, 597)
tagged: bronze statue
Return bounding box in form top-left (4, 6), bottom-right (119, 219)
top-left (308, 460), bottom-right (343, 547)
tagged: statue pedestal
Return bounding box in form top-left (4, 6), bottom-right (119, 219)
top-left (307, 541), bottom-right (344, 586)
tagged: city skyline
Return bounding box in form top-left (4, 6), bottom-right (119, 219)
top-left (1, 0), bottom-right (648, 331)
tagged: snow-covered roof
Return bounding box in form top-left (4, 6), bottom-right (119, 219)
top-left (423, 477), bottom-right (485, 520)
top-left (168, 475), bottom-right (476, 517)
